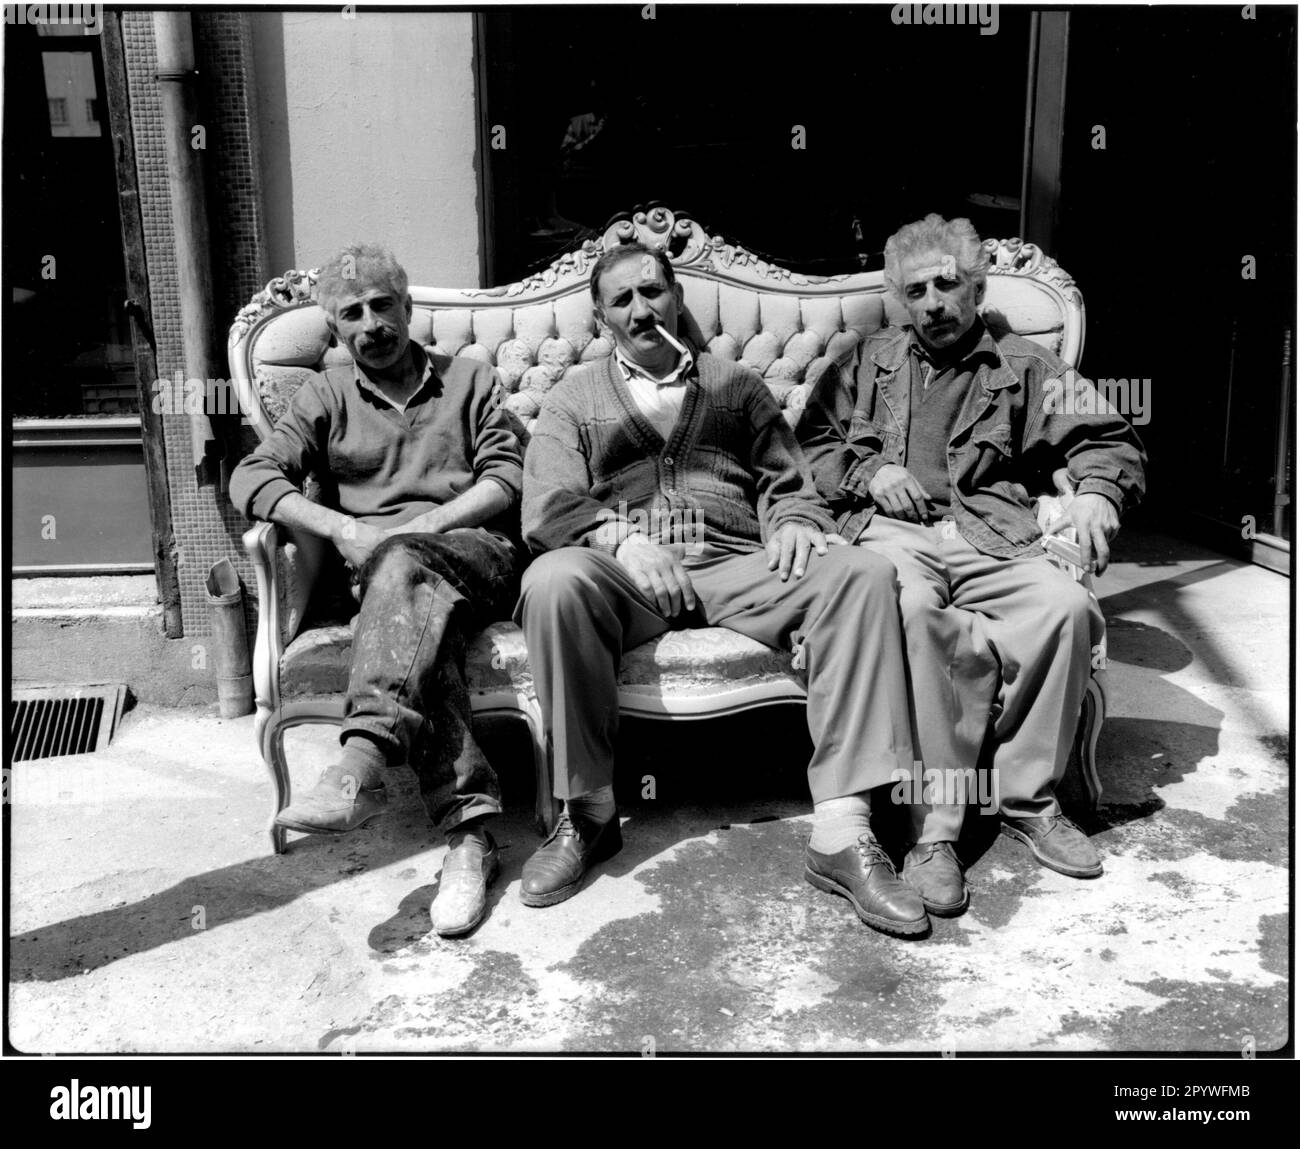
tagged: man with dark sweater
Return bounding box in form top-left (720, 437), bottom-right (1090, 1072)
top-left (229, 244), bottom-right (523, 937)
top-left (517, 242), bottom-right (925, 936)
top-left (799, 215), bottom-right (1146, 914)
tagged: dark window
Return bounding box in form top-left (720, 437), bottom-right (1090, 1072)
top-left (479, 6), bottom-right (1032, 284)
top-left (4, 27), bottom-right (136, 416)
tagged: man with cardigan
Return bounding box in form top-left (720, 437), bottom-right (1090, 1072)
top-left (516, 242), bottom-right (926, 937)
top-left (230, 244), bottom-right (523, 938)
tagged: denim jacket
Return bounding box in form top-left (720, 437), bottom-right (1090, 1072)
top-left (798, 323), bottom-right (1147, 558)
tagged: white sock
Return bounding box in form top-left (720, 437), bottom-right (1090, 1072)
top-left (566, 785), bottom-right (616, 825)
top-left (809, 793), bottom-right (872, 853)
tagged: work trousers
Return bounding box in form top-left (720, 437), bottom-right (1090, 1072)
top-left (516, 542), bottom-right (914, 803)
top-left (343, 528), bottom-right (520, 832)
top-left (859, 515), bottom-right (1103, 841)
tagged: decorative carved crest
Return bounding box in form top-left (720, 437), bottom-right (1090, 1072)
top-left (983, 237), bottom-right (1081, 302)
top-left (471, 203), bottom-right (857, 298)
top-left (228, 268), bottom-right (320, 348)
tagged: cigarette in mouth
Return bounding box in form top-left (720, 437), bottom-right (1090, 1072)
top-left (653, 323), bottom-right (689, 354)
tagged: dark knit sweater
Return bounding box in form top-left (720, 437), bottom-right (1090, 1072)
top-left (230, 345), bottom-right (523, 533)
top-left (522, 351), bottom-right (836, 555)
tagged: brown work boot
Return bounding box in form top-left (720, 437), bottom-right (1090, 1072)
top-left (520, 806), bottom-right (622, 908)
top-left (273, 769), bottom-right (388, 835)
top-left (1000, 814), bottom-right (1102, 878)
top-left (431, 829), bottom-right (500, 937)
top-left (903, 841), bottom-right (969, 916)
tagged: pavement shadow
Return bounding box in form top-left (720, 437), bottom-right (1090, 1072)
top-left (1086, 614), bottom-right (1223, 832)
top-left (368, 883), bottom-right (441, 953)
top-left (953, 607), bottom-right (1224, 868)
top-left (9, 783), bottom-right (445, 983)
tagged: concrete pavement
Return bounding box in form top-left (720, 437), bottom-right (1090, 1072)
top-left (6, 530), bottom-right (1291, 1053)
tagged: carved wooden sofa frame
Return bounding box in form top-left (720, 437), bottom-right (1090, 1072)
top-left (228, 205), bottom-right (1102, 855)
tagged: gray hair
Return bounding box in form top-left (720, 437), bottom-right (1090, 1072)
top-left (316, 243), bottom-right (409, 317)
top-left (883, 214), bottom-right (988, 298)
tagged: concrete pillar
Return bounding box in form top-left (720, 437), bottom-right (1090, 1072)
top-left (251, 9), bottom-right (481, 284)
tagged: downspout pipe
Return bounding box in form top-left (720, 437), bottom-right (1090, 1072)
top-left (153, 12), bottom-right (221, 487)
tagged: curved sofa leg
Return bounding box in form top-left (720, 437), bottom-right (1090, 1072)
top-left (1079, 675), bottom-right (1106, 808)
top-left (519, 694), bottom-right (559, 836)
top-left (259, 709), bottom-right (290, 855)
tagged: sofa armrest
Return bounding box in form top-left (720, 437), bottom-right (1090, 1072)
top-left (243, 522), bottom-right (328, 708)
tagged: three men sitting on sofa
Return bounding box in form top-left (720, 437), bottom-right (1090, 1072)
top-left (799, 214), bottom-right (1146, 915)
top-left (232, 220), bottom-right (1143, 938)
top-left (230, 244), bottom-right (523, 938)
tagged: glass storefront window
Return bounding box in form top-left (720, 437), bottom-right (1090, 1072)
top-left (480, 5), bottom-right (1032, 284)
top-left (4, 22), bottom-right (137, 418)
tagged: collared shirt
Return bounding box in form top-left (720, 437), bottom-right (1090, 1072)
top-left (908, 319), bottom-right (995, 387)
top-left (904, 321), bottom-right (1001, 516)
top-left (356, 343), bottom-right (436, 412)
top-left (614, 343), bottom-right (696, 441)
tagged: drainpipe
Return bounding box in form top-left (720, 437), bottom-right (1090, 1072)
top-left (153, 12), bottom-right (220, 487)
top-left (1272, 328), bottom-right (1292, 540)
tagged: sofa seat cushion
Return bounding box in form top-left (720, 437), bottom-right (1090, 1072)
top-left (617, 626), bottom-right (798, 692)
top-left (279, 620), bottom-right (532, 699)
top-left (278, 620), bottom-right (799, 701)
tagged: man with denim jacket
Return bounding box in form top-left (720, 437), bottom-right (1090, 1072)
top-left (799, 215), bottom-right (1146, 913)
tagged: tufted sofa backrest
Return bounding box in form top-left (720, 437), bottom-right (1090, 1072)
top-left (229, 207), bottom-right (1085, 441)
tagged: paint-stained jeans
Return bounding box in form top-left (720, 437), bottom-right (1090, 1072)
top-left (344, 527), bottom-right (520, 832)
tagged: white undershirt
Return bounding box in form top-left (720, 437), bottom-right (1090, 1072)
top-left (614, 345), bottom-right (695, 441)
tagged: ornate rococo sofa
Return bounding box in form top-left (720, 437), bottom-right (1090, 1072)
top-left (229, 204), bottom-right (1101, 855)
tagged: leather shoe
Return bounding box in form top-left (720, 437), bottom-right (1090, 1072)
top-left (903, 841), bottom-right (969, 916)
top-left (273, 772), bottom-right (388, 835)
top-left (520, 807), bottom-right (622, 908)
top-left (1001, 814), bottom-right (1102, 878)
top-left (431, 830), bottom-right (500, 937)
top-left (805, 833), bottom-right (929, 937)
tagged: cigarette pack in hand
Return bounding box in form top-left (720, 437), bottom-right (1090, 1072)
top-left (1041, 533), bottom-right (1090, 571)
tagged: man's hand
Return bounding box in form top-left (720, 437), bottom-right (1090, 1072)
top-left (1049, 492), bottom-right (1120, 576)
top-left (385, 507), bottom-right (448, 538)
top-left (332, 517), bottom-right (387, 569)
top-left (765, 522), bottom-right (843, 582)
top-left (868, 463), bottom-right (932, 522)
top-left (616, 535), bottom-right (697, 617)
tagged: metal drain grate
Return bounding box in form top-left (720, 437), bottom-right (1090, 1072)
top-left (10, 686), bottom-right (126, 761)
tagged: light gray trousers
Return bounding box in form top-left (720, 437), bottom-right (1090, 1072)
top-left (859, 515), bottom-right (1103, 841)
top-left (516, 543), bottom-right (915, 803)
